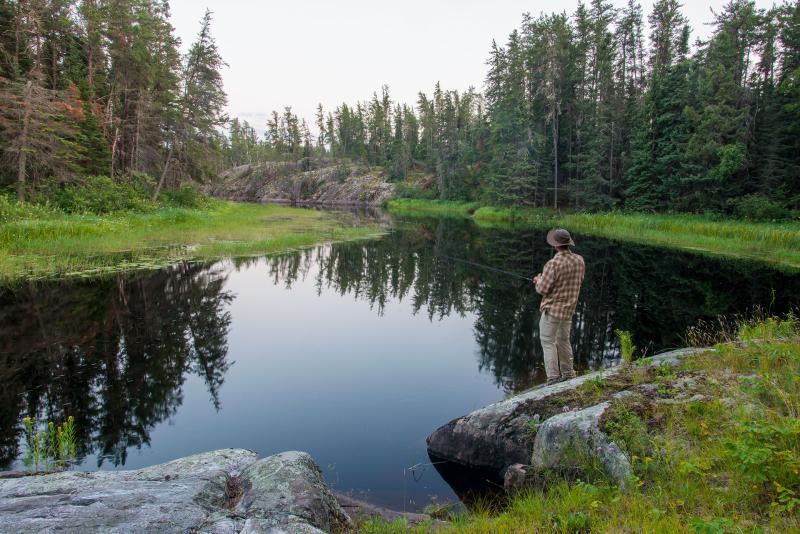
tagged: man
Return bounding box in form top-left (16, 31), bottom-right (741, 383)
top-left (533, 228), bottom-right (585, 385)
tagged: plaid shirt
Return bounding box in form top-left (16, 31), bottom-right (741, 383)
top-left (535, 250), bottom-right (585, 320)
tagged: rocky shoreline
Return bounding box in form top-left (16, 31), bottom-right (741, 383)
top-left (0, 348), bottom-right (713, 533)
top-left (0, 449), bottom-right (439, 533)
top-left (426, 348), bottom-right (712, 492)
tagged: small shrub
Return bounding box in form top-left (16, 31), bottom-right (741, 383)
top-left (333, 163), bottom-right (350, 184)
top-left (730, 194), bottom-right (790, 221)
top-left (725, 418), bottom-right (800, 511)
top-left (738, 314), bottom-right (798, 343)
top-left (395, 181), bottom-right (440, 200)
top-left (51, 175), bottom-right (155, 214)
top-left (161, 185), bottom-right (209, 209)
top-left (22, 416), bottom-right (77, 472)
top-left (616, 329), bottom-right (637, 365)
top-left (556, 511), bottom-right (592, 533)
top-left (691, 517), bottom-right (737, 534)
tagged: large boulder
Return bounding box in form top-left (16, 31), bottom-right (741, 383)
top-left (0, 449), bottom-right (352, 534)
top-left (530, 400), bottom-right (634, 488)
top-left (426, 348), bottom-right (707, 475)
top-left (234, 451), bottom-right (351, 533)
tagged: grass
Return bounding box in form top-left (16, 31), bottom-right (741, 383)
top-left (385, 200), bottom-right (800, 270)
top-left (0, 200), bottom-right (384, 282)
top-left (359, 315), bottom-right (800, 533)
top-left (385, 199), bottom-right (479, 218)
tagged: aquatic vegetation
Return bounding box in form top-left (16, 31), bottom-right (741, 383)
top-left (22, 416), bottom-right (77, 472)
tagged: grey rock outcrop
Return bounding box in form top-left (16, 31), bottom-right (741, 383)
top-left (234, 451), bottom-right (350, 533)
top-left (0, 449), bottom-right (351, 534)
top-left (206, 162), bottom-right (395, 206)
top-left (530, 400), bottom-right (634, 489)
top-left (426, 348), bottom-right (709, 482)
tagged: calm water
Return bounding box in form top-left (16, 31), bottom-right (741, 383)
top-left (2, 215), bottom-right (799, 511)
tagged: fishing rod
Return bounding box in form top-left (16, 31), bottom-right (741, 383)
top-left (437, 254), bottom-right (533, 282)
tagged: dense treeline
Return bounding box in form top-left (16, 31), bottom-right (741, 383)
top-left (231, 0), bottom-right (800, 216)
top-left (2, 1), bottom-right (798, 216)
top-left (0, 0), bottom-right (227, 201)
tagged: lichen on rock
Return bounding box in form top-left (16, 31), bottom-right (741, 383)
top-left (0, 449), bottom-right (351, 534)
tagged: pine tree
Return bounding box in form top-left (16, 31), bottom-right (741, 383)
top-left (0, 0), bottom-right (80, 200)
top-left (625, 0), bottom-right (692, 210)
top-left (170, 8), bottom-right (228, 189)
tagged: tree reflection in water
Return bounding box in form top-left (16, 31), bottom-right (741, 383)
top-left (251, 217), bottom-right (800, 393)
top-left (0, 263), bottom-right (233, 469)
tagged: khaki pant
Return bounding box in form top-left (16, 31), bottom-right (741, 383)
top-left (539, 311), bottom-right (575, 381)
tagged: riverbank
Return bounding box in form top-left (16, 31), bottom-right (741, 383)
top-left (0, 200), bottom-right (384, 282)
top-left (363, 315), bottom-right (800, 533)
top-left (386, 199), bottom-right (800, 270)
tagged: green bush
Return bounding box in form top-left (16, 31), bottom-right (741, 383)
top-left (395, 181), bottom-right (440, 200)
top-left (50, 174), bottom-right (155, 214)
top-left (730, 194), bottom-right (791, 221)
top-left (162, 185), bottom-right (209, 209)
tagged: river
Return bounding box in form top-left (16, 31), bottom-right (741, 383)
top-left (1, 214), bottom-right (799, 511)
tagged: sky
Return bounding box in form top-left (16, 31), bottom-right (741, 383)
top-left (168, 0), bottom-right (777, 131)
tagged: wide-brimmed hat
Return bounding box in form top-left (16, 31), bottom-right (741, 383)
top-left (547, 228), bottom-right (576, 247)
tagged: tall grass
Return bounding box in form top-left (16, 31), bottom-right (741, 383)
top-left (0, 201), bottom-right (384, 281)
top-left (386, 199), bottom-right (478, 217)
top-left (389, 200), bottom-right (800, 270)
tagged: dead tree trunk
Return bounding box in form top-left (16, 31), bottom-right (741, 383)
top-left (152, 145), bottom-right (174, 201)
top-left (17, 80), bottom-right (33, 202)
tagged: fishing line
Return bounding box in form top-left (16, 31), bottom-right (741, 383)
top-left (437, 254), bottom-right (533, 282)
top-left (403, 460), bottom-right (450, 513)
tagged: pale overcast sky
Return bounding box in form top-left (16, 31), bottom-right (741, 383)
top-left (168, 0), bottom-right (777, 131)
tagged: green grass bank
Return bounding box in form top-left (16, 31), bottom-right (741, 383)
top-left (359, 315), bottom-right (800, 533)
top-left (386, 199), bottom-right (800, 270)
top-left (0, 200), bottom-right (383, 282)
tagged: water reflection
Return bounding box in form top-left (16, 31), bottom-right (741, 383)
top-left (0, 263), bottom-right (233, 469)
top-left (0, 216), bottom-right (798, 509)
top-left (248, 217), bottom-right (800, 392)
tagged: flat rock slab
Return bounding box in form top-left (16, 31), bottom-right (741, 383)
top-left (0, 449), bottom-right (351, 534)
top-left (426, 348), bottom-right (709, 473)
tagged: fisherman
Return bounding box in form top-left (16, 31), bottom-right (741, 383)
top-left (533, 228), bottom-right (585, 385)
